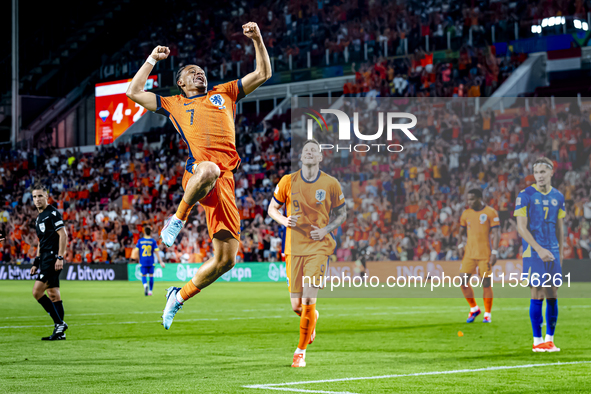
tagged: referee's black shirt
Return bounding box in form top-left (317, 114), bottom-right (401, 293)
top-left (35, 205), bottom-right (65, 253)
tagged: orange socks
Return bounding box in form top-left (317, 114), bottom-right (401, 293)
top-left (466, 297), bottom-right (477, 308)
top-left (179, 280), bottom-right (200, 301)
top-left (483, 287), bottom-right (493, 313)
top-left (175, 199), bottom-right (194, 222)
top-left (297, 304), bottom-right (317, 350)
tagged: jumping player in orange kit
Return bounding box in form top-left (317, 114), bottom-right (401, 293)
top-left (126, 22), bottom-right (271, 329)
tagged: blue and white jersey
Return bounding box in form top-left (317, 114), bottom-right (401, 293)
top-left (136, 237), bottom-right (159, 267)
top-left (514, 184), bottom-right (565, 256)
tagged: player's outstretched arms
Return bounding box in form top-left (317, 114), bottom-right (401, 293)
top-left (240, 22), bottom-right (272, 95)
top-left (268, 199), bottom-right (300, 228)
top-left (516, 216), bottom-right (554, 262)
top-left (126, 46), bottom-right (170, 111)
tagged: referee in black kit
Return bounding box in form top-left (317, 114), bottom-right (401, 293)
top-left (31, 184), bottom-right (69, 340)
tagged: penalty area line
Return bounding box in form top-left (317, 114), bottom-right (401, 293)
top-left (243, 361), bottom-right (591, 394)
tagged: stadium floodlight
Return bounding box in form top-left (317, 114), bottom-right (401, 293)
top-left (574, 19), bottom-right (582, 29)
top-left (541, 18), bottom-right (548, 27)
top-left (562, 17), bottom-right (566, 24)
top-left (531, 25), bottom-right (542, 34)
top-left (584, 22), bottom-right (589, 31)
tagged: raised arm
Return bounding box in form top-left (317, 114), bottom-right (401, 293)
top-left (126, 46), bottom-right (170, 111)
top-left (240, 22), bottom-right (272, 95)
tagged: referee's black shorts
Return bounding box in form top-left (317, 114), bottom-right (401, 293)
top-left (37, 252), bottom-right (61, 289)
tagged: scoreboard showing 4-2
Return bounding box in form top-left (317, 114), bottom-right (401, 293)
top-left (94, 75), bottom-right (159, 145)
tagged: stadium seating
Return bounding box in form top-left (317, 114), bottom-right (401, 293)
top-left (1, 96), bottom-right (590, 264)
top-left (2, 0), bottom-right (591, 264)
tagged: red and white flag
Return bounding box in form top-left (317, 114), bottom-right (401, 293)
top-left (546, 47), bottom-right (581, 72)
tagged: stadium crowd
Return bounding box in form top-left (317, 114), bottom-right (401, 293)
top-left (342, 45), bottom-right (526, 99)
top-left (101, 0), bottom-right (586, 81)
top-left (1, 95), bottom-right (591, 265)
top-left (320, 95), bottom-right (591, 263)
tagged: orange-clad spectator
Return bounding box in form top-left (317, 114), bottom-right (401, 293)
top-left (93, 248), bottom-right (103, 262)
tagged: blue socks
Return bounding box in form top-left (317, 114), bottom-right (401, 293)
top-left (149, 276), bottom-right (154, 292)
top-left (530, 299), bottom-right (544, 338)
top-left (141, 275), bottom-right (148, 287)
top-left (546, 299), bottom-right (558, 336)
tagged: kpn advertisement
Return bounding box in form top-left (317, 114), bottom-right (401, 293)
top-left (128, 262), bottom-right (287, 283)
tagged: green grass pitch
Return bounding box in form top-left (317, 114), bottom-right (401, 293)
top-left (1, 281), bottom-right (590, 393)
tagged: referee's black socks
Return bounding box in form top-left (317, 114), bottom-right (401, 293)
top-left (53, 300), bottom-right (64, 321)
top-left (38, 295), bottom-right (63, 325)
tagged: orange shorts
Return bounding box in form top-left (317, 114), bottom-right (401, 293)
top-left (182, 168), bottom-right (240, 240)
top-left (285, 254), bottom-right (330, 293)
top-left (460, 258), bottom-right (493, 278)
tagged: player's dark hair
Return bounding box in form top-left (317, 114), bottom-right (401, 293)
top-left (468, 188), bottom-right (483, 199)
top-left (175, 66), bottom-right (187, 97)
top-left (144, 225), bottom-right (152, 236)
top-left (31, 183), bottom-right (48, 193)
top-left (302, 139), bottom-right (321, 150)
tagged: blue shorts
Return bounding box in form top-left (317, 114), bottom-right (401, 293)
top-left (523, 249), bottom-right (562, 277)
top-left (140, 265), bottom-right (155, 275)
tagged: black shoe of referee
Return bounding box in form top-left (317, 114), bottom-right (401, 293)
top-left (42, 322), bottom-right (68, 341)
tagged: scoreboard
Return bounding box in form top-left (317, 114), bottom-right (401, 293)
top-left (94, 75), bottom-right (159, 145)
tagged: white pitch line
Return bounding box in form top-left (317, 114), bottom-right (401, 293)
top-left (247, 387), bottom-right (356, 394)
top-left (244, 361), bottom-right (591, 394)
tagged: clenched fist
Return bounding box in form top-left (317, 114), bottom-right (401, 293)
top-left (150, 46), bottom-right (170, 62)
top-left (242, 22), bottom-right (262, 41)
top-left (284, 215), bottom-right (300, 228)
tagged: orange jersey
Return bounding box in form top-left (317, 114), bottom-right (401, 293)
top-left (460, 206), bottom-right (500, 259)
top-left (274, 170), bottom-right (345, 256)
top-left (155, 80), bottom-right (245, 173)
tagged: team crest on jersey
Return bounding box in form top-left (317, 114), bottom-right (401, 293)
top-left (543, 200), bottom-right (548, 206)
top-left (535, 199), bottom-right (540, 204)
top-left (552, 199), bottom-right (558, 206)
top-left (315, 189), bottom-right (326, 203)
top-left (479, 213), bottom-right (487, 224)
top-left (209, 94), bottom-right (226, 110)
top-left (39, 223), bottom-right (45, 233)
